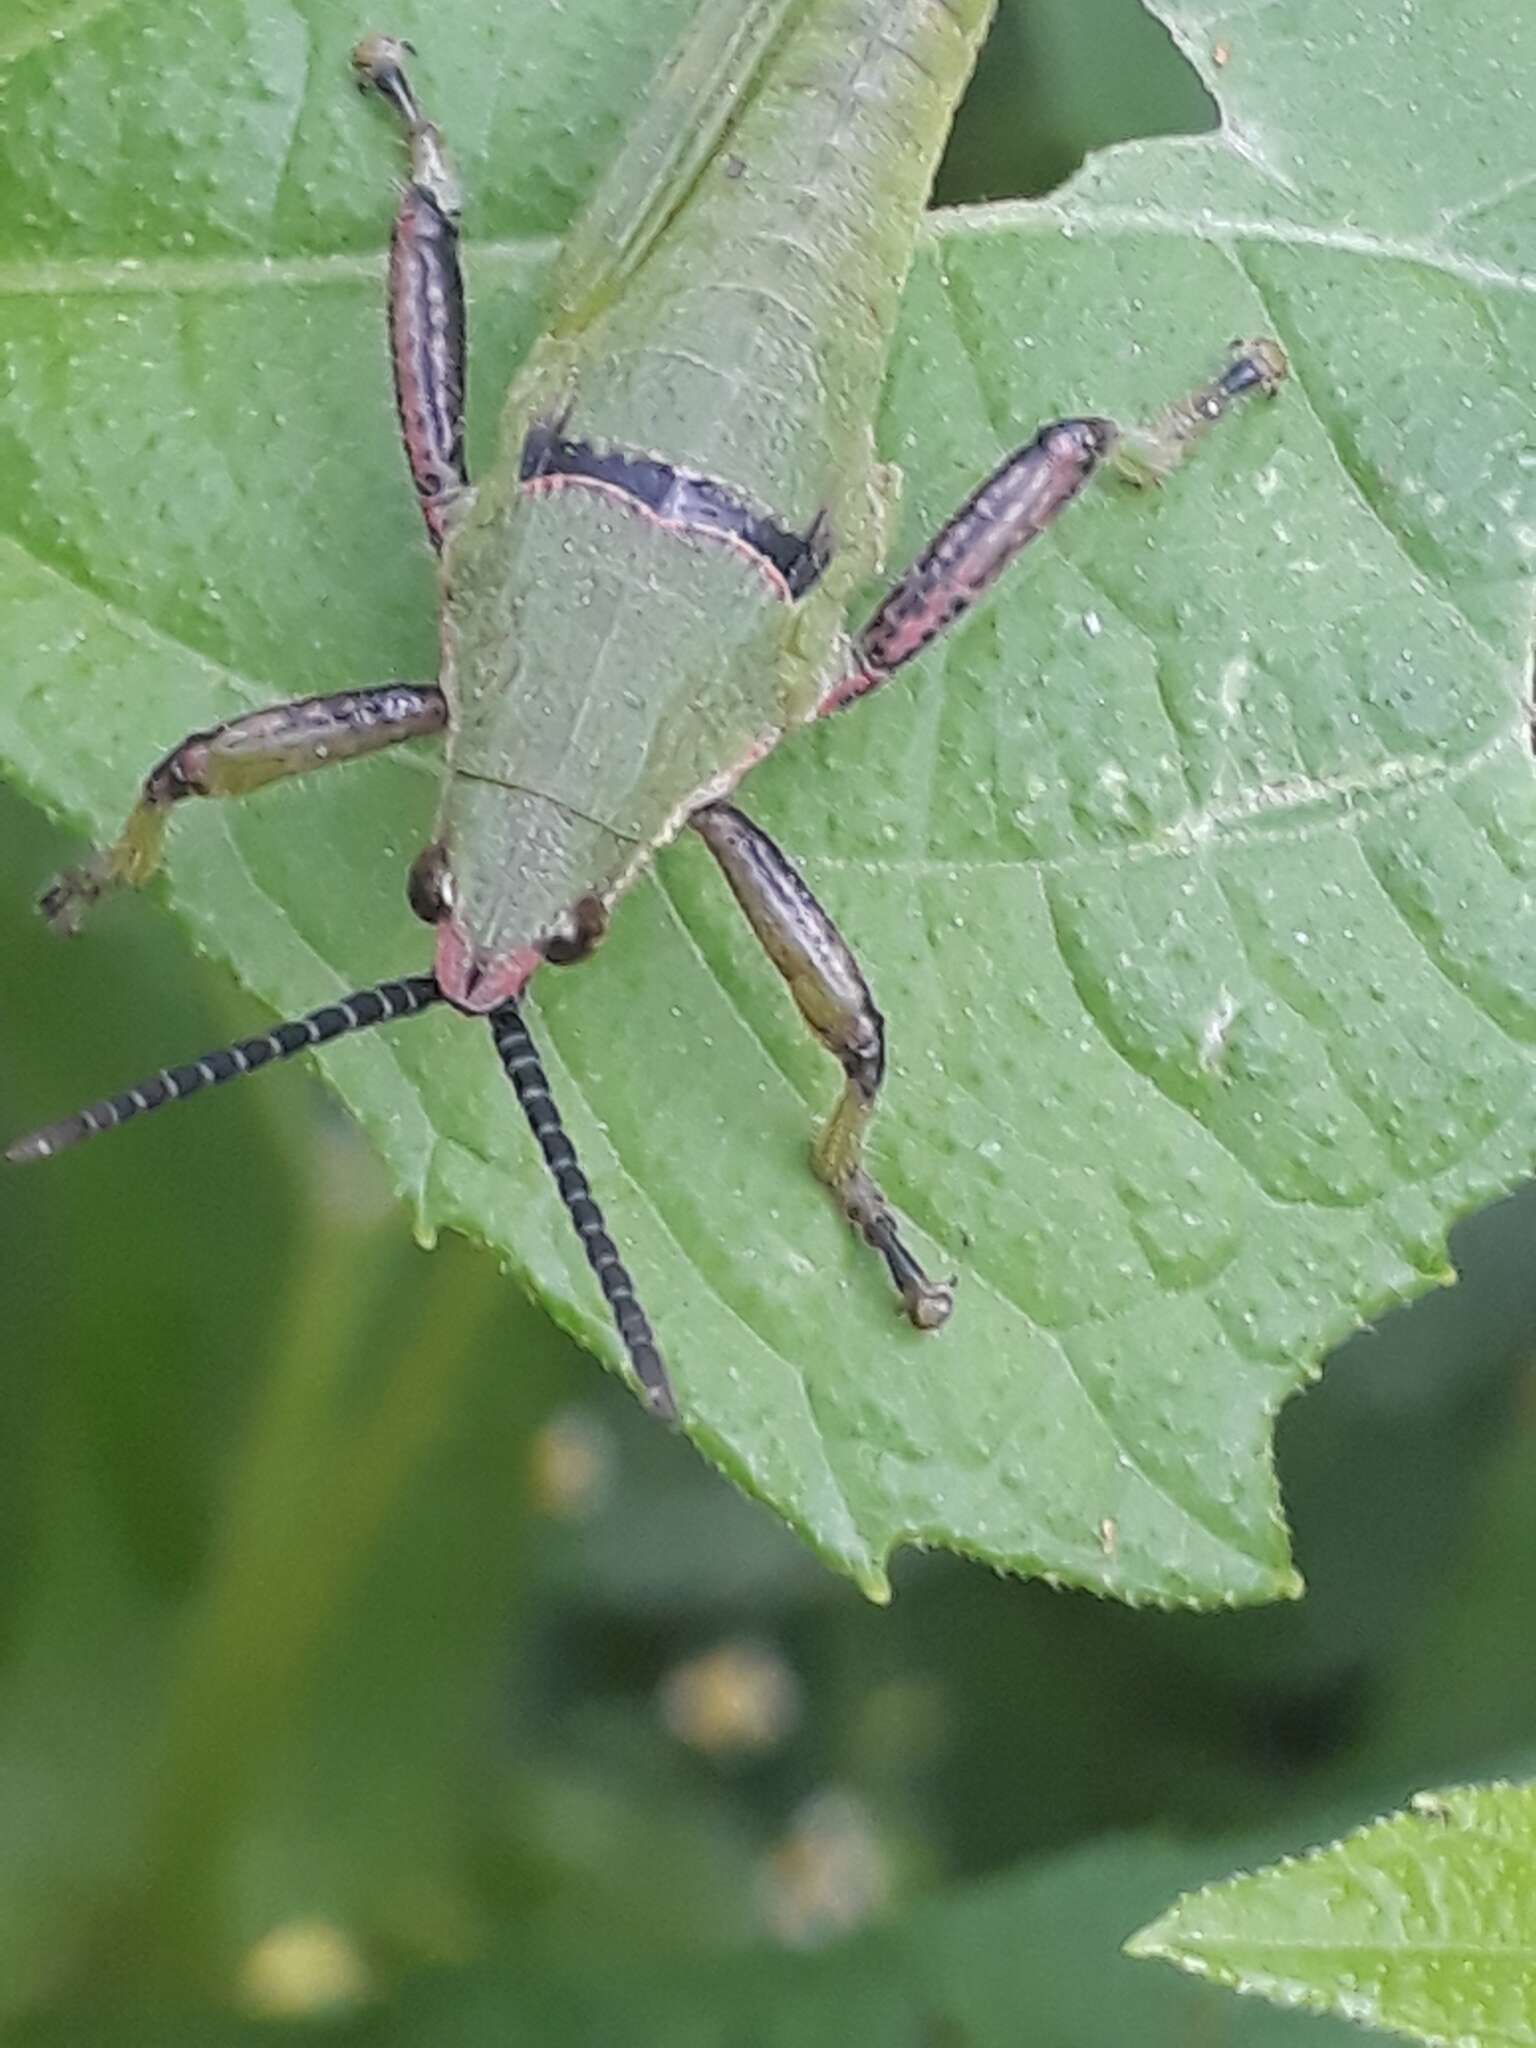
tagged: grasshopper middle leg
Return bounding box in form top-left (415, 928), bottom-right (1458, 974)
top-left (42, 684), bottom-right (447, 932)
top-left (691, 801), bottom-right (953, 1330)
top-left (822, 339), bottom-right (1287, 715)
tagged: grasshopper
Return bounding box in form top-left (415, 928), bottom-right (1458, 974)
top-left (7, 1), bottom-right (1284, 1426)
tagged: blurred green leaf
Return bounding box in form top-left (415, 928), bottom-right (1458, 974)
top-left (1131, 1781), bottom-right (1536, 2046)
top-left (1, 0), bottom-right (1533, 1612)
top-left (1340, 1381), bottom-right (1536, 1794)
top-left (10, 1827), bottom-right (1372, 2046)
top-left (0, 787), bottom-right (585, 2006)
top-left (0, 786), bottom-right (301, 2013)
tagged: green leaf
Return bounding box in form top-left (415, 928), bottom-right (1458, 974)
top-left (1130, 1781), bottom-right (1536, 2047)
top-left (1, 0), bottom-right (1533, 1603)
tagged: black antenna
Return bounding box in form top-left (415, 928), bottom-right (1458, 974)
top-left (6, 975), bottom-right (443, 1164)
top-left (489, 999), bottom-right (677, 1426)
top-left (8, 971), bottom-right (677, 1426)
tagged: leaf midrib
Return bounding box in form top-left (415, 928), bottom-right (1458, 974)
top-left (3, 192), bottom-right (1532, 301)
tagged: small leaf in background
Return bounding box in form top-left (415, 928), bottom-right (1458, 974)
top-left (1129, 1780), bottom-right (1536, 2047)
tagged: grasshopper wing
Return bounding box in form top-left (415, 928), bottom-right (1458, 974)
top-left (545, 0), bottom-right (806, 338)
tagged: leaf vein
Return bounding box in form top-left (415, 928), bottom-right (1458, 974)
top-left (931, 199), bottom-right (1536, 299)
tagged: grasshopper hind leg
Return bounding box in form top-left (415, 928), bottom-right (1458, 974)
top-left (354, 35), bottom-right (473, 550)
top-left (692, 802), bottom-right (953, 1330)
top-left (40, 39), bottom-right (475, 938)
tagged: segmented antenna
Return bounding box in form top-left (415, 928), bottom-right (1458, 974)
top-left (5, 975), bottom-right (443, 1163)
top-left (9, 971), bottom-right (677, 1424)
top-left (489, 1000), bottom-right (677, 1426)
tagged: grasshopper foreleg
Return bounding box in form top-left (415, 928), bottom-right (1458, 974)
top-left (823, 340), bottom-right (1287, 714)
top-left (42, 684), bottom-right (447, 933)
top-left (691, 802), bottom-right (953, 1331)
top-left (354, 36), bottom-right (471, 551)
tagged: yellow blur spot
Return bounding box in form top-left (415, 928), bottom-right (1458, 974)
top-left (238, 1919), bottom-right (373, 2019)
top-left (759, 1789), bottom-right (890, 1948)
top-left (658, 1639), bottom-right (800, 1757)
top-left (529, 1410), bottom-right (614, 1520)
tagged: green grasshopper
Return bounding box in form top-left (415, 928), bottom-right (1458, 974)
top-left (6, 0), bottom-right (1284, 1426)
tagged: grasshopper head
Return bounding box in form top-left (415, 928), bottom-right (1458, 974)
top-left (407, 840), bottom-right (606, 1012)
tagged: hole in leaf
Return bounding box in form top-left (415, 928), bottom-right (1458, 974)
top-left (935, 0), bottom-right (1217, 207)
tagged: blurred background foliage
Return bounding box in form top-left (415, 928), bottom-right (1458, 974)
top-left (4, 0), bottom-right (1535, 2038)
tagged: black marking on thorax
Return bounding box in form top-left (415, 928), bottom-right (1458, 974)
top-left (520, 424), bottom-right (830, 601)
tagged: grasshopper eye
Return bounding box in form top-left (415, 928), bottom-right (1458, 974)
top-left (542, 894), bottom-right (608, 965)
top-left (407, 840), bottom-right (456, 924)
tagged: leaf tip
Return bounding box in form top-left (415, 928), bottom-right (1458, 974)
top-left (857, 1562), bottom-right (892, 1606)
top-left (1122, 1911), bottom-right (1181, 1965)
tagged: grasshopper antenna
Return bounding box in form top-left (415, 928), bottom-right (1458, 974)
top-left (7, 971), bottom-right (677, 1425)
top-left (489, 999), bottom-right (678, 1427)
top-left (5, 975), bottom-right (444, 1163)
